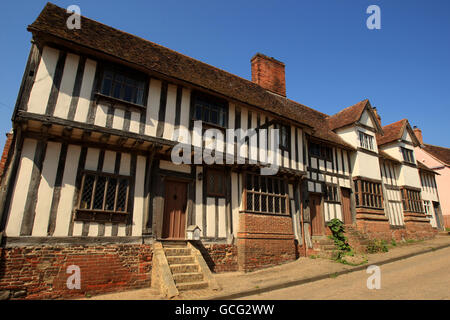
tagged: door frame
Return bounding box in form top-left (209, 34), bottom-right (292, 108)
top-left (340, 187), bottom-right (353, 225)
top-left (309, 192), bottom-right (325, 236)
top-left (161, 178), bottom-right (189, 240)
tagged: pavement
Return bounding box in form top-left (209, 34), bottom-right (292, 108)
top-left (84, 234), bottom-right (450, 300)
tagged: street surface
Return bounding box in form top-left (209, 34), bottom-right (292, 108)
top-left (242, 247), bottom-right (450, 300)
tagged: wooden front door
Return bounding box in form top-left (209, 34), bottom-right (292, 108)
top-left (310, 194), bottom-right (324, 235)
top-left (341, 188), bottom-right (352, 225)
top-left (162, 180), bottom-right (187, 239)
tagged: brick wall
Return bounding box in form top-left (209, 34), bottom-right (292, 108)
top-left (0, 132), bottom-right (13, 183)
top-left (200, 244), bottom-right (238, 273)
top-left (0, 244), bottom-right (152, 300)
top-left (237, 213), bottom-right (296, 272)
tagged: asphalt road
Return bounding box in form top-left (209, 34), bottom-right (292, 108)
top-left (242, 246), bottom-right (450, 300)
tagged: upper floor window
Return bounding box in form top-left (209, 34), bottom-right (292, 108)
top-left (354, 179), bottom-right (383, 209)
top-left (100, 68), bottom-right (146, 105)
top-left (401, 188), bottom-right (423, 213)
top-left (193, 93), bottom-right (227, 127)
top-left (358, 131), bottom-right (374, 151)
top-left (309, 142), bottom-right (332, 161)
top-left (401, 147), bottom-right (415, 164)
top-left (324, 184), bottom-right (339, 203)
top-left (279, 124), bottom-right (290, 150)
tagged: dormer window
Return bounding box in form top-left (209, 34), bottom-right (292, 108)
top-left (358, 131), bottom-right (374, 151)
top-left (401, 147), bottom-right (415, 164)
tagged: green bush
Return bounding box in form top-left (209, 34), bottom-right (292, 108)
top-left (327, 218), bottom-right (352, 260)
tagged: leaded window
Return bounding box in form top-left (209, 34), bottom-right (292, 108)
top-left (354, 179), bottom-right (383, 209)
top-left (206, 169), bottom-right (226, 197)
top-left (245, 173), bottom-right (289, 215)
top-left (401, 188), bottom-right (423, 213)
top-left (78, 171), bottom-right (131, 214)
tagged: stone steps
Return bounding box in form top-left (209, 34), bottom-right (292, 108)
top-left (167, 255), bottom-right (195, 264)
top-left (173, 272), bottom-right (204, 284)
top-left (163, 242), bottom-right (209, 292)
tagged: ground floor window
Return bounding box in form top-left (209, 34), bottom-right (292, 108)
top-left (401, 188), bottom-right (423, 213)
top-left (354, 179), bottom-right (383, 209)
top-left (206, 168), bottom-right (226, 197)
top-left (324, 184), bottom-right (339, 203)
top-left (78, 171), bottom-right (131, 215)
top-left (423, 200), bottom-right (431, 215)
top-left (244, 173), bottom-right (289, 214)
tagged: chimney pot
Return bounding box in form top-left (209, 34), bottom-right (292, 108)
top-left (251, 53), bottom-right (286, 97)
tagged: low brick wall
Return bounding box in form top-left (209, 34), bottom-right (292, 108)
top-left (355, 208), bottom-right (392, 241)
top-left (0, 244), bottom-right (152, 300)
top-left (199, 244), bottom-right (238, 273)
top-left (237, 213), bottom-right (296, 272)
top-left (443, 215), bottom-right (450, 229)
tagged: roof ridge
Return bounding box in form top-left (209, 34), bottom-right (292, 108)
top-left (328, 99), bottom-right (368, 118)
top-left (424, 143), bottom-right (450, 150)
top-left (39, 3), bottom-right (270, 98)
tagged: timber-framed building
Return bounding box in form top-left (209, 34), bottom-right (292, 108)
top-left (0, 3), bottom-right (443, 299)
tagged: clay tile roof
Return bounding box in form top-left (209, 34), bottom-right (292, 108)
top-left (422, 144), bottom-right (450, 166)
top-left (376, 119), bottom-right (408, 146)
top-left (28, 3), bottom-right (356, 150)
top-left (416, 160), bottom-right (438, 174)
top-left (327, 99), bottom-right (369, 131)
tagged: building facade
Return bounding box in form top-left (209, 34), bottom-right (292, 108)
top-left (0, 3), bottom-right (442, 299)
top-left (413, 128), bottom-right (450, 228)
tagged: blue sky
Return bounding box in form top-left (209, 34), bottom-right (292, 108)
top-left (0, 0), bottom-right (449, 148)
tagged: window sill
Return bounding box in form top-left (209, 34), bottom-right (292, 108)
top-left (75, 209), bottom-right (129, 223)
top-left (191, 119), bottom-right (226, 131)
top-left (239, 210), bottom-right (289, 216)
top-left (95, 93), bottom-right (146, 111)
top-left (356, 147), bottom-right (378, 156)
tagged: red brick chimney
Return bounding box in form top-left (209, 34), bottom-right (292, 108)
top-left (372, 107), bottom-right (382, 126)
top-left (413, 126), bottom-right (423, 145)
top-left (251, 53), bottom-right (286, 97)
